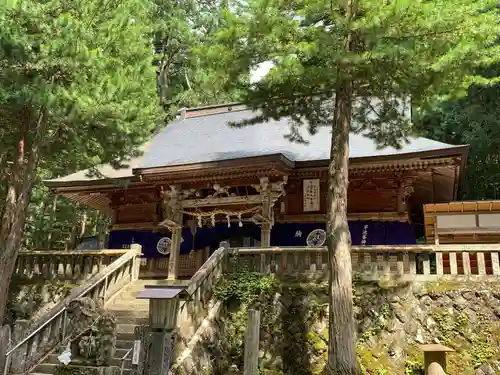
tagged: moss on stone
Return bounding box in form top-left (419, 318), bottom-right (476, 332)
top-left (320, 327), bottom-right (328, 342)
top-left (307, 331), bottom-right (327, 352)
top-left (209, 275), bottom-right (500, 375)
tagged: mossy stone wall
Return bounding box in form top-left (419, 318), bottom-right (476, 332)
top-left (206, 274), bottom-right (500, 375)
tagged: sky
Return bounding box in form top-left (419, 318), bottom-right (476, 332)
top-left (249, 61), bottom-right (274, 83)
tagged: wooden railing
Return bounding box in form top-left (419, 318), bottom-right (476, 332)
top-left (176, 246), bottom-right (227, 347)
top-left (227, 245), bottom-right (500, 281)
top-left (3, 245), bottom-right (142, 375)
top-left (13, 249), bottom-right (130, 281)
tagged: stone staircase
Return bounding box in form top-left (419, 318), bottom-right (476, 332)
top-left (30, 280), bottom-right (162, 375)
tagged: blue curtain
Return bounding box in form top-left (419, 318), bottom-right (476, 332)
top-left (270, 221), bottom-right (416, 246)
top-left (108, 220), bottom-right (415, 258)
top-left (108, 223), bottom-right (262, 259)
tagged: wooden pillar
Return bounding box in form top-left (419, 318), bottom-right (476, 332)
top-left (168, 225), bottom-right (182, 280)
top-left (164, 185), bottom-right (183, 280)
top-left (396, 181), bottom-right (406, 213)
top-left (244, 309), bottom-right (261, 375)
top-left (260, 177), bottom-right (272, 248)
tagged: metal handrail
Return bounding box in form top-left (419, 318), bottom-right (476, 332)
top-left (120, 347), bottom-right (133, 375)
top-left (2, 246), bottom-right (141, 375)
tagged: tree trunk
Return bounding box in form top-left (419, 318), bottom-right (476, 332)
top-left (0, 111), bottom-right (46, 323)
top-left (46, 194), bottom-right (57, 248)
top-left (324, 85), bottom-right (357, 374)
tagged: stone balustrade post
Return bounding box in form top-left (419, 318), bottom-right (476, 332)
top-left (0, 325), bottom-right (11, 375)
top-left (10, 320), bottom-right (30, 374)
top-left (130, 244), bottom-right (142, 281)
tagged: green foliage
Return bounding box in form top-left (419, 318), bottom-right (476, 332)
top-left (5, 275), bottom-right (76, 324)
top-left (213, 0), bottom-right (500, 146)
top-left (215, 270), bottom-right (279, 305)
top-left (0, 0), bottom-right (160, 322)
top-left (358, 303), bottom-right (391, 343)
top-left (152, 0), bottom-right (246, 118)
top-left (418, 63), bottom-right (500, 200)
top-left (54, 365), bottom-right (101, 375)
top-left (210, 271), bottom-right (280, 372)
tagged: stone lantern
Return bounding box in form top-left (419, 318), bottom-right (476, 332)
top-left (136, 285), bottom-right (189, 375)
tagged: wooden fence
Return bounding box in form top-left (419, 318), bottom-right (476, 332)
top-left (226, 244), bottom-right (500, 281)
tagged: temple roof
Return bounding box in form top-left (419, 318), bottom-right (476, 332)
top-left (47, 103), bottom-right (467, 185)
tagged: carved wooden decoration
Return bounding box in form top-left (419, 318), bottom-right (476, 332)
top-left (303, 179), bottom-right (320, 212)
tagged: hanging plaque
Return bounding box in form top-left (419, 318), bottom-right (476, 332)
top-left (303, 179), bottom-right (320, 212)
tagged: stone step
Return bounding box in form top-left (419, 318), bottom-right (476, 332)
top-left (116, 340), bottom-right (134, 350)
top-left (113, 312), bottom-right (148, 325)
top-left (46, 354), bottom-right (132, 368)
top-left (117, 332), bottom-right (135, 341)
top-left (32, 365), bottom-right (130, 375)
top-left (117, 324), bottom-right (137, 334)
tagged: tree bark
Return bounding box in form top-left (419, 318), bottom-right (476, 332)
top-left (46, 194), bottom-right (57, 248)
top-left (325, 84), bottom-right (358, 375)
top-left (0, 110), bottom-right (46, 323)
top-left (324, 0), bottom-right (358, 372)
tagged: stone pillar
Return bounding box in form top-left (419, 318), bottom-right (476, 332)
top-left (130, 243), bottom-right (142, 281)
top-left (0, 325), bottom-right (11, 375)
top-left (10, 320), bottom-right (29, 374)
top-left (147, 331), bottom-right (175, 375)
top-left (164, 185), bottom-right (183, 280)
top-left (420, 344), bottom-right (454, 375)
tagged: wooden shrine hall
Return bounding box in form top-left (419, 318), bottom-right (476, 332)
top-left (45, 103), bottom-right (469, 279)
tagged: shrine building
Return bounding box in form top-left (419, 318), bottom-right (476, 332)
top-left (45, 103), bottom-right (469, 279)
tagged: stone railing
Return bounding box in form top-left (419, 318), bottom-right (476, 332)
top-left (139, 250), bottom-right (207, 279)
top-left (227, 244), bottom-right (500, 281)
top-left (176, 246), bottom-right (226, 348)
top-left (3, 245), bottom-right (142, 375)
top-left (13, 249), bottom-right (130, 281)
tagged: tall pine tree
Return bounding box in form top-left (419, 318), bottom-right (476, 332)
top-left (0, 0), bottom-right (158, 323)
top-left (213, 0), bottom-right (500, 373)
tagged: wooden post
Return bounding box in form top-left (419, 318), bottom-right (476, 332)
top-left (422, 253), bottom-right (431, 276)
top-left (435, 252), bottom-right (444, 276)
top-left (477, 252), bottom-right (486, 276)
top-left (260, 177), bottom-right (272, 249)
top-left (396, 181), bottom-right (406, 213)
top-left (434, 219), bottom-right (439, 245)
top-left (244, 309), bottom-right (261, 375)
top-left (168, 227), bottom-right (182, 280)
top-left (462, 251), bottom-right (471, 276)
top-left (419, 344), bottom-right (454, 375)
top-left (449, 252), bottom-right (458, 275)
top-left (164, 185), bottom-right (183, 280)
top-left (491, 252), bottom-right (500, 276)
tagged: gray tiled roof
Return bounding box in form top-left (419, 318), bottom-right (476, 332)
top-left (47, 108), bottom-right (462, 184)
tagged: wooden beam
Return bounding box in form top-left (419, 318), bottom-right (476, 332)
top-left (182, 195), bottom-right (262, 208)
top-left (281, 211), bottom-right (409, 223)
